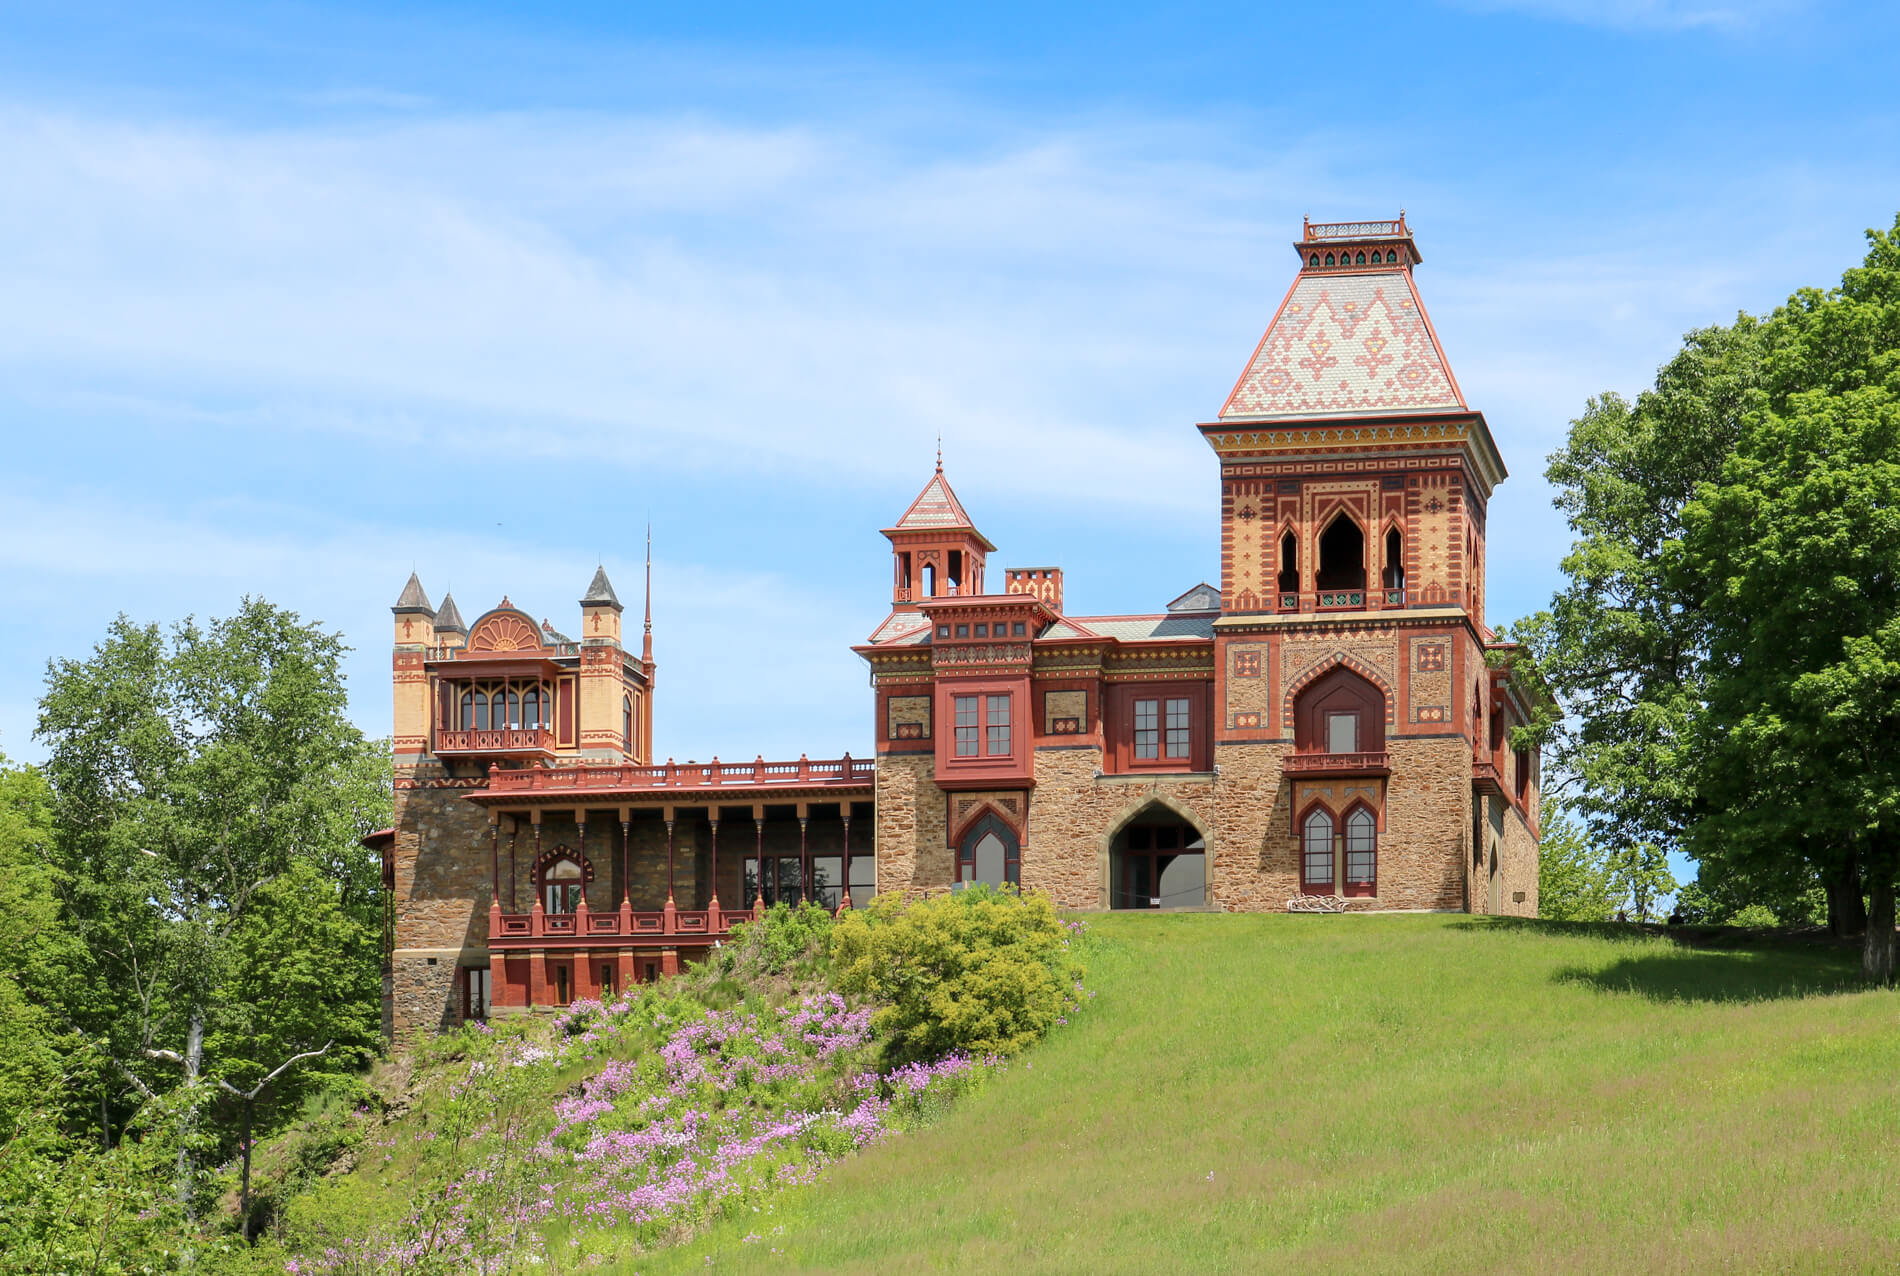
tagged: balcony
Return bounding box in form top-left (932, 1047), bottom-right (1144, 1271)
top-left (483, 753), bottom-right (875, 797)
top-left (1472, 760), bottom-right (1504, 797)
top-left (1284, 750), bottom-right (1390, 777)
top-left (437, 727), bottom-right (555, 758)
top-left (1317, 590), bottom-right (1365, 610)
top-left (487, 898), bottom-right (851, 950)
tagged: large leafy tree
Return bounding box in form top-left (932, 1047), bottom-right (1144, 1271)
top-left (34, 598), bottom-right (389, 1218)
top-left (1509, 317), bottom-right (1763, 901)
top-left (1680, 217), bottom-right (1900, 981)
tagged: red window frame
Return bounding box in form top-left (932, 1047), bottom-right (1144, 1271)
top-left (1114, 684), bottom-right (1207, 772)
top-left (952, 693), bottom-right (1011, 758)
top-left (1301, 806), bottom-right (1335, 895)
top-left (1343, 804), bottom-right (1377, 897)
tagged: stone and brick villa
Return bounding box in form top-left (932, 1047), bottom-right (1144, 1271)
top-left (374, 215), bottom-right (1544, 1041)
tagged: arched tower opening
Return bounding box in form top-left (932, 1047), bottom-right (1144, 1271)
top-left (1316, 513), bottom-right (1366, 592)
top-left (1109, 802), bottom-right (1207, 909)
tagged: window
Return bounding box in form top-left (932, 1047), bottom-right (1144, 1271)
top-left (1277, 530), bottom-right (1299, 595)
top-left (952, 695), bottom-right (1011, 761)
top-left (1345, 807), bottom-right (1376, 896)
top-left (1387, 249), bottom-right (1399, 263)
top-left (1316, 513), bottom-right (1366, 592)
top-left (954, 695), bottom-right (979, 756)
top-left (955, 624), bottom-right (969, 638)
top-left (1012, 622), bottom-right (1026, 636)
top-left (462, 966), bottom-right (491, 1021)
top-left (460, 689), bottom-right (476, 729)
top-left (599, 964), bottom-right (615, 997)
top-left (1325, 252), bottom-right (1335, 265)
top-left (922, 564), bottom-right (936, 597)
top-left (975, 623), bottom-right (988, 637)
top-left (523, 686), bottom-right (543, 729)
top-left (1355, 251), bottom-right (1366, 264)
top-left (957, 816), bottom-right (1020, 887)
top-left (1326, 711), bottom-right (1359, 754)
top-left (502, 688), bottom-right (520, 728)
top-left (542, 857), bottom-right (584, 914)
top-left (1310, 253), bottom-right (1320, 266)
top-left (623, 695), bottom-right (633, 752)
top-left (1134, 699), bottom-right (1159, 759)
top-left (938, 625), bottom-right (951, 638)
top-left (1165, 698), bottom-right (1191, 759)
top-left (554, 965), bottom-right (571, 1006)
top-left (1303, 809), bottom-right (1335, 894)
top-left (472, 689), bottom-right (490, 730)
top-left (1383, 527), bottom-right (1405, 590)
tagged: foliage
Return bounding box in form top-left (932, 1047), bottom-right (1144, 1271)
top-left (25, 598), bottom-right (392, 1219)
top-left (830, 885), bottom-right (1086, 1065)
top-left (1536, 801), bottom-right (1617, 922)
top-left (723, 900), bottom-right (837, 978)
top-left (1679, 214), bottom-right (1900, 980)
top-left (268, 982), bottom-right (1003, 1272)
top-left (1509, 315), bottom-right (1764, 877)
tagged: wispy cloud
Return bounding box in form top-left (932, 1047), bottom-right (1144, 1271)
top-left (1451, 0), bottom-right (1802, 31)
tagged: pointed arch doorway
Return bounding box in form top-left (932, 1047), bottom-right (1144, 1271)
top-left (1109, 804), bottom-right (1207, 909)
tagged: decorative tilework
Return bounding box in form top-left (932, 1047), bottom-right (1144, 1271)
top-left (1045, 690), bottom-right (1087, 735)
top-left (888, 695), bottom-right (931, 741)
top-left (1220, 271), bottom-right (1463, 421)
top-left (1234, 651), bottom-right (1262, 678)
top-left (1416, 643), bottom-right (1446, 671)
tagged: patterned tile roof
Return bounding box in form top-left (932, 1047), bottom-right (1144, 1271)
top-left (1219, 269), bottom-right (1464, 421)
top-left (1045, 614), bottom-right (1216, 642)
top-left (891, 467), bottom-right (979, 532)
top-left (868, 613), bottom-right (932, 645)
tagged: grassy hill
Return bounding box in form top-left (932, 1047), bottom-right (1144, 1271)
top-left (630, 913), bottom-right (1900, 1274)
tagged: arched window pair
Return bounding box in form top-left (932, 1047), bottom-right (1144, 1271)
top-left (1301, 807), bottom-right (1377, 897)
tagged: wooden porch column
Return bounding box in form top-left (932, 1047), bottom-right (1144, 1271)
top-left (663, 805), bottom-right (678, 932)
top-left (840, 808), bottom-right (852, 913)
top-left (618, 807), bottom-right (633, 932)
top-left (753, 804), bottom-right (767, 920)
top-left (529, 810), bottom-right (545, 936)
top-left (574, 811), bottom-right (590, 925)
top-left (508, 817), bottom-right (519, 912)
top-left (488, 812), bottom-right (503, 944)
top-left (707, 812), bottom-right (722, 932)
top-left (797, 801), bottom-right (810, 906)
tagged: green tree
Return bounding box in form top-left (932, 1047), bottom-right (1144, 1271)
top-left (1509, 317), bottom-right (1764, 904)
top-left (1679, 216), bottom-right (1900, 981)
top-left (34, 599), bottom-right (390, 1219)
top-left (1536, 801), bottom-right (1617, 922)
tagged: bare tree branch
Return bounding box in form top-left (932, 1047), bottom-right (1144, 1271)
top-left (214, 1041), bottom-right (333, 1102)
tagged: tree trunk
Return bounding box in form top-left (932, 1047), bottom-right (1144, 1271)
top-left (1863, 840), bottom-right (1896, 983)
top-left (174, 1007), bottom-right (205, 1219)
top-left (239, 1100), bottom-right (255, 1243)
top-left (1827, 851), bottom-right (1868, 937)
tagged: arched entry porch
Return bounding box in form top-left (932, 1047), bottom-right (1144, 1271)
top-left (1108, 803), bottom-right (1207, 909)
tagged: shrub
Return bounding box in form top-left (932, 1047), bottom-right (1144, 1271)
top-left (722, 900), bottom-right (836, 976)
top-left (830, 885), bottom-right (1084, 1064)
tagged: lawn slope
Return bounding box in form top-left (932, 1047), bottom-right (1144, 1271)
top-left (637, 913), bottom-right (1900, 1274)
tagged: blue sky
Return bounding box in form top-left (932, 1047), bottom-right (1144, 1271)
top-left (3, 0), bottom-right (1896, 787)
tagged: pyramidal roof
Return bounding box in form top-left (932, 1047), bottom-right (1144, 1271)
top-left (581, 564), bottom-right (622, 610)
top-left (1219, 216), bottom-right (1466, 423)
top-left (885, 463), bottom-right (996, 550)
top-left (392, 572), bottom-right (433, 614)
top-left (434, 591), bottom-right (467, 632)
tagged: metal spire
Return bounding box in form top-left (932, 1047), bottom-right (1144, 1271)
top-left (642, 523), bottom-right (654, 664)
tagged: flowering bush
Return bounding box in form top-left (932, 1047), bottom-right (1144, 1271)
top-left (830, 885), bottom-right (1086, 1064)
top-left (277, 989), bottom-right (994, 1274)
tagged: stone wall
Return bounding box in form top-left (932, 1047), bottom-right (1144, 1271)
top-left (1023, 746), bottom-right (1219, 909)
top-left (874, 753), bottom-right (949, 895)
top-left (388, 770), bottom-right (493, 1043)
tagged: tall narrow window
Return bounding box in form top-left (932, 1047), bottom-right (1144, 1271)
top-left (899, 552), bottom-right (912, 594)
top-left (1326, 711), bottom-right (1359, 754)
top-left (1278, 531), bottom-right (1299, 595)
top-left (473, 690), bottom-right (491, 731)
top-left (503, 688), bottom-right (521, 729)
top-left (1165, 698), bottom-right (1191, 760)
top-left (1345, 808), bottom-right (1377, 896)
top-left (954, 695), bottom-right (979, 756)
top-left (1383, 527), bottom-right (1404, 590)
top-left (462, 967), bottom-right (491, 1021)
top-left (922, 564), bottom-right (936, 598)
top-left (460, 690), bottom-right (476, 730)
top-left (623, 696), bottom-right (633, 752)
top-left (948, 550), bottom-right (963, 595)
top-left (1302, 809), bottom-right (1335, 894)
top-left (522, 687), bottom-right (542, 729)
top-left (985, 695), bottom-right (1011, 756)
top-left (1134, 699), bottom-right (1159, 759)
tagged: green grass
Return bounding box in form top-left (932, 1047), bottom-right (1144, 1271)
top-left (631, 913), bottom-right (1900, 1274)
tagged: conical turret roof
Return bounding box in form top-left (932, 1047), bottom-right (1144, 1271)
top-left (883, 463), bottom-right (996, 550)
top-left (580, 565), bottom-right (623, 610)
top-left (434, 591), bottom-right (467, 633)
top-left (392, 572), bottom-right (434, 614)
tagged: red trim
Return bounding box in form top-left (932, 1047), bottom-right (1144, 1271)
top-left (1296, 800), bottom-right (1336, 896)
top-left (1341, 800), bottom-right (1378, 898)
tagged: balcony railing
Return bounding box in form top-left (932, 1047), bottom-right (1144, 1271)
top-left (1384, 588), bottom-right (1406, 606)
top-left (438, 727), bottom-right (555, 755)
top-left (488, 900), bottom-right (849, 947)
top-left (1285, 751), bottom-right (1391, 776)
top-left (1278, 593), bottom-right (1298, 611)
top-left (486, 754), bottom-right (876, 795)
top-left (1317, 591), bottom-right (1365, 609)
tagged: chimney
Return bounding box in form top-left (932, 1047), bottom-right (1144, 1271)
top-left (1005, 567), bottom-right (1062, 613)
